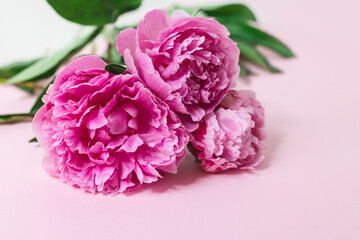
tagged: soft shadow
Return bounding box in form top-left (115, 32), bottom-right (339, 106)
top-left (256, 128), bottom-right (283, 170)
top-left (257, 46), bottom-right (285, 60)
top-left (127, 127), bottom-right (283, 195)
top-left (48, 129), bottom-right (283, 196)
top-left (125, 153), bottom-right (207, 195)
top-left (240, 74), bottom-right (253, 85)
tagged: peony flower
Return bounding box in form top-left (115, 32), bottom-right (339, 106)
top-left (189, 90), bottom-right (265, 172)
top-left (33, 55), bottom-right (189, 194)
top-left (117, 9), bottom-right (240, 131)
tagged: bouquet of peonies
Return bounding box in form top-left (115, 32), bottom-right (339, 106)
top-left (0, 1), bottom-right (293, 195)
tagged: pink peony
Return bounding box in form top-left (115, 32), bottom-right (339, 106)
top-left (117, 9), bottom-right (240, 131)
top-left (189, 90), bottom-right (265, 172)
top-left (33, 55), bottom-right (189, 194)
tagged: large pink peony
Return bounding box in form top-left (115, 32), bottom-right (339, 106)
top-left (189, 90), bottom-right (265, 172)
top-left (33, 56), bottom-right (189, 194)
top-left (117, 9), bottom-right (240, 131)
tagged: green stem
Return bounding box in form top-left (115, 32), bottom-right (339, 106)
top-left (0, 113), bottom-right (33, 124)
top-left (15, 82), bottom-right (45, 91)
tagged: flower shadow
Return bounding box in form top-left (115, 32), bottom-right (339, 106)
top-left (256, 127), bottom-right (283, 170)
top-left (125, 153), bottom-right (206, 195)
top-left (126, 126), bottom-right (282, 195)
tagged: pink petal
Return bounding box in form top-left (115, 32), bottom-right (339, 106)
top-left (53, 55), bottom-right (106, 89)
top-left (89, 142), bottom-right (105, 154)
top-left (119, 135), bottom-right (143, 152)
top-left (135, 50), bottom-right (172, 99)
top-left (106, 108), bottom-right (129, 135)
top-left (87, 108), bottom-right (108, 130)
top-left (117, 28), bottom-right (137, 57)
top-left (170, 10), bottom-right (190, 24)
top-left (137, 9), bottom-right (171, 42)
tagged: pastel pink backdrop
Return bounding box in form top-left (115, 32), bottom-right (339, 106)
top-left (0, 0), bottom-right (359, 239)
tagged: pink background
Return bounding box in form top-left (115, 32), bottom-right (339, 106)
top-left (1, 0), bottom-right (359, 239)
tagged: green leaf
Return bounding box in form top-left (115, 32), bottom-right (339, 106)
top-left (240, 63), bottom-right (251, 77)
top-left (167, 6), bottom-right (208, 17)
top-left (7, 27), bottom-right (102, 84)
top-left (29, 80), bottom-right (53, 116)
top-left (227, 22), bottom-right (294, 58)
top-left (104, 63), bottom-right (127, 74)
top-left (47, 0), bottom-right (142, 26)
top-left (235, 40), bottom-right (281, 73)
top-left (110, 46), bottom-right (124, 64)
top-left (29, 137), bottom-right (38, 143)
top-left (109, 26), bottom-right (134, 64)
top-left (187, 142), bottom-right (200, 163)
top-left (102, 43), bottom-right (123, 64)
top-left (0, 113), bottom-right (32, 124)
top-left (16, 85), bottom-right (35, 94)
top-left (191, 9), bottom-right (205, 17)
top-left (0, 59), bottom-right (44, 93)
top-left (0, 58), bottom-right (41, 79)
top-left (203, 4), bottom-right (257, 22)
top-left (111, 27), bottom-right (130, 42)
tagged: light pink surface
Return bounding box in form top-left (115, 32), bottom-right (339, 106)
top-left (1, 0), bottom-right (360, 239)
